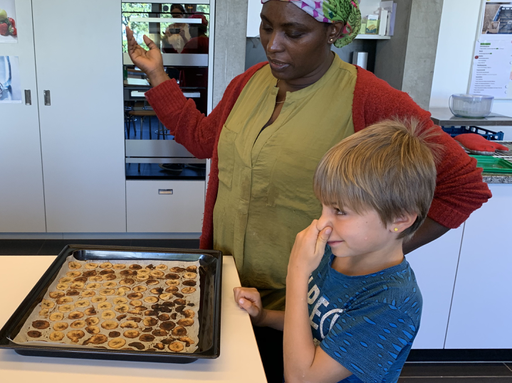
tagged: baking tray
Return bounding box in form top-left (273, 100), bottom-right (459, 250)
top-left (0, 244), bottom-right (222, 363)
top-left (470, 155), bottom-right (512, 174)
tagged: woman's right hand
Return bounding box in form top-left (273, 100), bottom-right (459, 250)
top-left (126, 26), bottom-right (169, 87)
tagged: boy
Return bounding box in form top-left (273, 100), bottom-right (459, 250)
top-left (234, 119), bottom-right (438, 382)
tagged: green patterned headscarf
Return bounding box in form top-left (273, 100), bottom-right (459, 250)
top-left (261, 0), bottom-right (361, 48)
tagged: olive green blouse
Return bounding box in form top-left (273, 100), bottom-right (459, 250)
top-left (213, 55), bottom-right (357, 309)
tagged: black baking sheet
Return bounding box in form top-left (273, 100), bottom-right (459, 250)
top-left (0, 244), bottom-right (222, 363)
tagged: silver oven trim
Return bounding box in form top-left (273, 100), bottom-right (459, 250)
top-left (123, 53), bottom-right (208, 67)
top-left (126, 139), bottom-right (195, 157)
top-left (126, 157), bottom-right (206, 164)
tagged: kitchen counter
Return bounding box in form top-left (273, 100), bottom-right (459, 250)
top-left (477, 143), bottom-right (512, 184)
top-left (429, 107), bottom-right (512, 127)
top-left (482, 173), bottom-right (512, 184)
top-left (429, 108), bottom-right (512, 184)
top-left (0, 255), bottom-right (267, 383)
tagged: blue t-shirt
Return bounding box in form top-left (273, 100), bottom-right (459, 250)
top-left (308, 247), bottom-right (422, 383)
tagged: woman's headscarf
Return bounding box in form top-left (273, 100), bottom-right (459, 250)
top-left (260, 0), bottom-right (361, 48)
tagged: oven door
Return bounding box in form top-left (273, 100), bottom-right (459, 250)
top-left (121, 1), bottom-right (211, 180)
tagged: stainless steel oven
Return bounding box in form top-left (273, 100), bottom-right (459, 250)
top-left (122, 1), bottom-right (213, 180)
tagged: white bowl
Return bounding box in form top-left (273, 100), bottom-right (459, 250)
top-left (449, 94), bottom-right (493, 118)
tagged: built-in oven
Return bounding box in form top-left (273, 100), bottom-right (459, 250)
top-left (121, 1), bottom-right (213, 181)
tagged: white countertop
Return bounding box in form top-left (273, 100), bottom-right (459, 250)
top-left (0, 255), bottom-right (267, 383)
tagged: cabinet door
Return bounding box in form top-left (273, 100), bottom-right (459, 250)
top-left (445, 184), bottom-right (512, 349)
top-left (127, 180), bottom-right (205, 233)
top-left (0, 0), bottom-right (46, 232)
top-left (33, 0), bottom-right (126, 232)
top-left (407, 227), bottom-right (463, 349)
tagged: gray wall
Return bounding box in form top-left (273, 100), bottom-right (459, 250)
top-left (374, 0), bottom-right (444, 109)
top-left (246, 37), bottom-right (378, 72)
top-left (213, 0), bottom-right (444, 111)
top-left (212, 0), bottom-right (248, 107)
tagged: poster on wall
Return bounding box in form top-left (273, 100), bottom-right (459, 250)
top-left (469, 0), bottom-right (512, 99)
top-left (481, 1), bottom-right (512, 34)
top-left (0, 55), bottom-right (21, 103)
top-left (0, 0), bottom-right (17, 43)
top-left (469, 38), bottom-right (512, 98)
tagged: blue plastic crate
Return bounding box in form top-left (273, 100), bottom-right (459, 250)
top-left (441, 125), bottom-right (505, 141)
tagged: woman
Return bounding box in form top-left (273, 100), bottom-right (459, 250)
top-left (127, 0), bottom-right (490, 377)
top-left (161, 4), bottom-right (190, 53)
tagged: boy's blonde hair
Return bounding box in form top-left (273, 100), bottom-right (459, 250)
top-left (314, 118), bottom-right (439, 240)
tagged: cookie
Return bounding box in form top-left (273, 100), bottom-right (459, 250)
top-left (84, 263), bottom-right (99, 270)
top-left (66, 330), bottom-right (85, 343)
top-left (53, 322), bottom-right (68, 331)
top-left (32, 320), bottom-right (50, 330)
top-left (85, 325), bottom-right (101, 334)
top-left (84, 334), bottom-right (108, 345)
top-left (27, 330), bottom-right (42, 338)
top-left (49, 331), bottom-right (65, 341)
top-left (123, 330), bottom-right (140, 339)
top-left (23, 257), bottom-right (201, 354)
top-left (101, 320), bottom-right (118, 330)
top-left (70, 320), bottom-right (86, 329)
top-left (168, 341), bottom-right (184, 352)
top-left (108, 337), bottom-right (126, 349)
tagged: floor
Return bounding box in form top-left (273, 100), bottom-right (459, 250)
top-left (399, 363), bottom-right (512, 382)
top-left (1, 239), bottom-right (511, 381)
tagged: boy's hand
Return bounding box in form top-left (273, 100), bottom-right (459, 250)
top-left (233, 287), bottom-right (266, 326)
top-left (288, 220), bottom-right (332, 278)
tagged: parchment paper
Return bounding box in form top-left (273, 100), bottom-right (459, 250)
top-left (13, 255), bottom-right (201, 353)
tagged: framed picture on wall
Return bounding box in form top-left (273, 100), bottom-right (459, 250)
top-left (481, 1), bottom-right (512, 34)
top-left (0, 55), bottom-right (21, 103)
top-left (0, 0), bottom-right (17, 43)
top-left (470, 1), bottom-right (512, 98)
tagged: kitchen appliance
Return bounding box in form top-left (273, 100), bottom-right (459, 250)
top-left (449, 94), bottom-right (494, 118)
top-left (122, 2), bottom-right (213, 180)
top-left (351, 51), bottom-right (368, 70)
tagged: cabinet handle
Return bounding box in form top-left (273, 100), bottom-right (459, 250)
top-left (44, 90), bottom-right (51, 106)
top-left (158, 189), bottom-right (173, 195)
top-left (24, 90), bottom-right (32, 105)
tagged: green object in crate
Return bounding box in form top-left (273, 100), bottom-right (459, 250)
top-left (470, 155), bottom-right (512, 174)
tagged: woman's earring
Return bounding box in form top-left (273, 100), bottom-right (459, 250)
top-left (394, 228), bottom-right (399, 232)
top-left (329, 38), bottom-right (334, 43)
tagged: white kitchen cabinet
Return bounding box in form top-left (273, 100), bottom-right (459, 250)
top-left (407, 226), bottom-right (463, 349)
top-left (0, 0), bottom-right (126, 233)
top-left (0, 0), bottom-right (46, 232)
top-left (33, 0), bottom-right (126, 232)
top-left (126, 180), bottom-right (204, 233)
top-left (445, 184), bottom-right (512, 349)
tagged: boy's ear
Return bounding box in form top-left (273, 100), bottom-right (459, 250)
top-left (391, 214), bottom-right (417, 233)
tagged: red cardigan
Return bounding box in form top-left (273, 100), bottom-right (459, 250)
top-left (146, 63), bottom-right (492, 249)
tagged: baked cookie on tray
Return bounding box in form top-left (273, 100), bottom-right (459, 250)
top-left (14, 256), bottom-right (201, 353)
